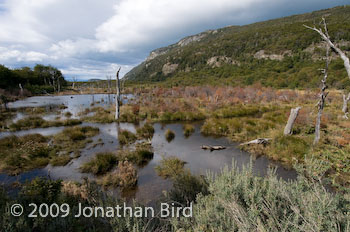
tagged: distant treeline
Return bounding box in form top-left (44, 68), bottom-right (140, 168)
top-left (0, 64), bottom-right (67, 94)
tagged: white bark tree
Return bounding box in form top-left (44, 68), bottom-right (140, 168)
top-left (305, 17), bottom-right (350, 118)
top-left (314, 43), bottom-right (329, 145)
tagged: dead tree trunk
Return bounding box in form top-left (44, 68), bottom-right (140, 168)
top-left (342, 93), bottom-right (350, 119)
top-left (314, 44), bottom-right (330, 145)
top-left (305, 18), bottom-right (350, 118)
top-left (115, 67), bottom-right (121, 120)
top-left (284, 107), bottom-right (301, 135)
top-left (19, 83), bottom-right (23, 96)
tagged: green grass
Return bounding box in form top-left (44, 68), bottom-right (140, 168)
top-left (80, 152), bottom-right (117, 175)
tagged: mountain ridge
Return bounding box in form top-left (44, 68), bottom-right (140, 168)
top-left (125, 6), bottom-right (350, 88)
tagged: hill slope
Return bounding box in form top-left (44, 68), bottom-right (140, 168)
top-left (125, 6), bottom-right (350, 88)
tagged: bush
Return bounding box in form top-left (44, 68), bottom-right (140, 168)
top-left (165, 129), bottom-right (175, 142)
top-left (99, 161), bottom-right (138, 190)
top-left (168, 170), bottom-right (209, 204)
top-left (173, 159), bottom-right (350, 232)
top-left (183, 124), bottom-right (195, 137)
top-left (80, 152), bottom-right (117, 175)
top-left (155, 156), bottom-right (186, 179)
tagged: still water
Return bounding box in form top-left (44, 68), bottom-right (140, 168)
top-left (0, 95), bottom-right (297, 204)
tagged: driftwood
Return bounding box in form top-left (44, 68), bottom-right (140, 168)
top-left (240, 138), bottom-right (271, 146)
top-left (201, 145), bottom-right (226, 151)
top-left (284, 107), bottom-right (301, 135)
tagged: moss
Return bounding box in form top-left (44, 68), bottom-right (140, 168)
top-left (155, 156), bottom-right (186, 179)
top-left (165, 129), bottom-right (175, 142)
top-left (80, 152), bottom-right (117, 175)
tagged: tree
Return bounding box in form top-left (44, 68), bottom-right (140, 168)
top-left (304, 18), bottom-right (350, 118)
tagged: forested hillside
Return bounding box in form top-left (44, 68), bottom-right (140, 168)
top-left (125, 6), bottom-right (350, 89)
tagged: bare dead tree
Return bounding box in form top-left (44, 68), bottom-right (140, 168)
top-left (72, 76), bottom-right (77, 89)
top-left (115, 67), bottom-right (121, 120)
top-left (106, 75), bottom-right (112, 93)
top-left (284, 107), bottom-right (301, 135)
top-left (304, 17), bottom-right (350, 118)
top-left (314, 43), bottom-right (330, 145)
top-left (342, 92), bottom-right (350, 119)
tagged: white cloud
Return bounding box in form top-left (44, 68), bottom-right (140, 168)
top-left (0, 0), bottom-right (347, 79)
top-left (95, 0), bottom-right (269, 52)
top-left (0, 47), bottom-right (48, 62)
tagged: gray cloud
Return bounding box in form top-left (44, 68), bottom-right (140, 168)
top-left (0, 0), bottom-right (348, 80)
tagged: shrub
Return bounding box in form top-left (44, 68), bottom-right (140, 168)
top-left (165, 129), bottom-right (175, 142)
top-left (155, 156), bottom-right (186, 179)
top-left (80, 152), bottom-right (117, 175)
top-left (173, 160), bottom-right (350, 232)
top-left (99, 161), bottom-right (138, 190)
top-left (168, 170), bottom-right (209, 204)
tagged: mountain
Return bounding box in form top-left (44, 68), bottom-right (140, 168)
top-left (125, 6), bottom-right (350, 88)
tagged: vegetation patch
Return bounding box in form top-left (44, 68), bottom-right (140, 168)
top-left (155, 156), bottom-right (186, 179)
top-left (183, 124), bottom-right (195, 137)
top-left (9, 116), bottom-right (82, 131)
top-left (99, 161), bottom-right (138, 190)
top-left (80, 152), bottom-right (117, 175)
top-left (80, 106), bottom-right (115, 123)
top-left (117, 145), bottom-right (154, 166)
top-left (118, 129), bottom-right (137, 145)
top-left (136, 123), bottom-right (155, 140)
top-left (0, 134), bottom-right (51, 175)
top-left (165, 129), bottom-right (175, 142)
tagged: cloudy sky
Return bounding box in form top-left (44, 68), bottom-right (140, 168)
top-left (0, 0), bottom-right (348, 80)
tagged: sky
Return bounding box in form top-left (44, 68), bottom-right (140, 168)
top-left (0, 0), bottom-right (348, 80)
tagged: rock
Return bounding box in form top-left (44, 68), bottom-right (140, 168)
top-left (207, 56), bottom-right (240, 67)
top-left (162, 63), bottom-right (179, 75)
top-left (253, 50), bottom-right (292, 61)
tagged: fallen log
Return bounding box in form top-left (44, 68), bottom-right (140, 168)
top-left (239, 138), bottom-right (271, 146)
top-left (201, 145), bottom-right (226, 151)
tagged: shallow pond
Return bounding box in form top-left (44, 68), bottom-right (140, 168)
top-left (0, 95), bottom-right (297, 204)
